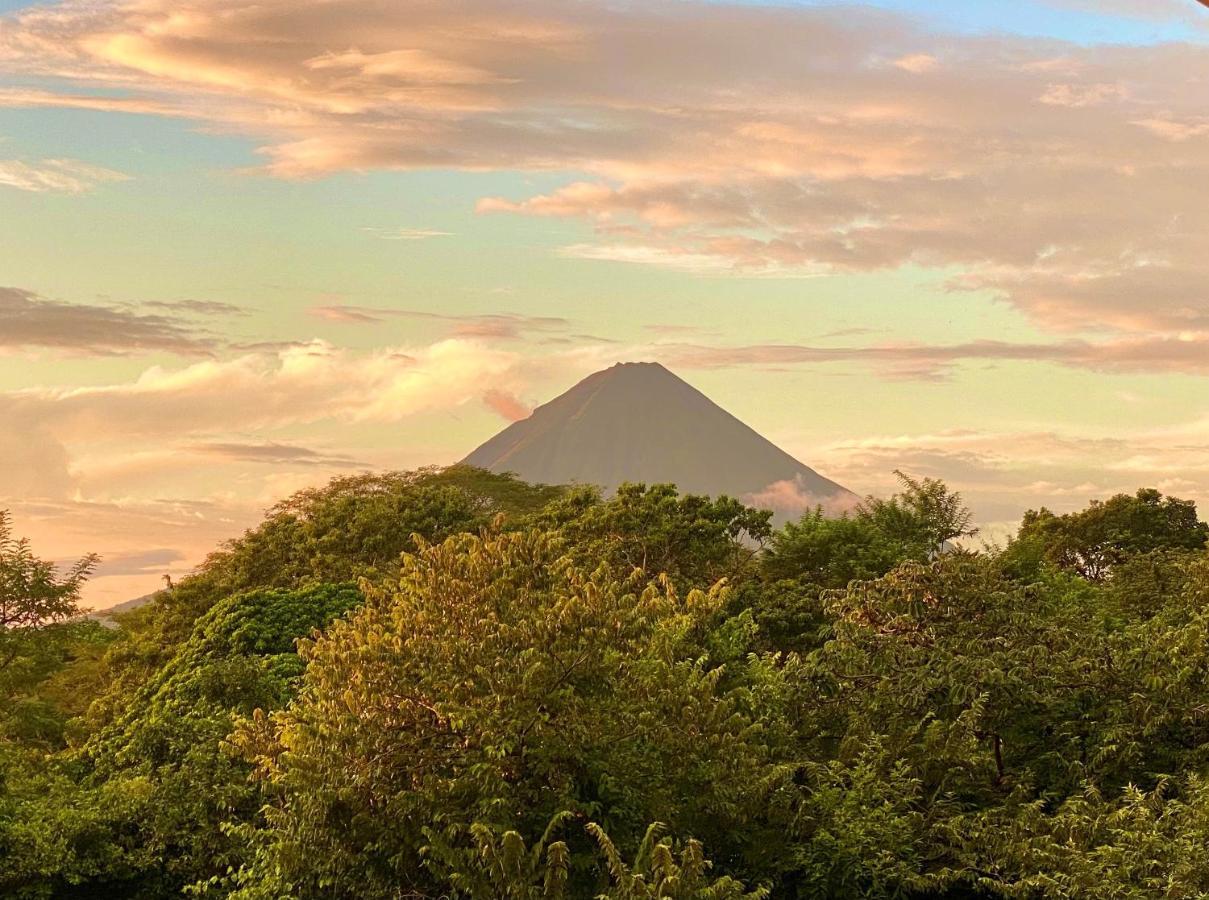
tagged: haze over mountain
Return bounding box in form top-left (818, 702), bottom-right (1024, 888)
top-left (465, 362), bottom-right (857, 517)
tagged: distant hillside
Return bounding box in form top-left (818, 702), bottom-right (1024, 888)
top-left (464, 362), bottom-right (857, 518)
top-left (88, 591), bottom-right (158, 626)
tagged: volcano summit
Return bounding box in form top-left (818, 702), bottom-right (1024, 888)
top-left (464, 362), bottom-right (857, 517)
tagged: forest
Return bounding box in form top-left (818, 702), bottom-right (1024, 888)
top-left (4, 466), bottom-right (1209, 898)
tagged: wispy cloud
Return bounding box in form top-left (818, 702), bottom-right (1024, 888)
top-left (143, 299), bottom-right (249, 317)
top-left (658, 334), bottom-right (1209, 380)
top-left (0, 339), bottom-right (527, 451)
top-left (0, 158), bottom-right (127, 193)
top-left (92, 547), bottom-right (187, 578)
top-left (190, 440), bottom-right (362, 466)
top-left (893, 53), bottom-right (940, 73)
top-left (361, 226), bottom-right (454, 240)
top-left (308, 304), bottom-right (570, 339)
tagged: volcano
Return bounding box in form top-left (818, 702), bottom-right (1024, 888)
top-left (463, 362), bottom-right (857, 517)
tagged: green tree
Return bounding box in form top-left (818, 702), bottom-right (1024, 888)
top-left (1009, 488), bottom-right (1208, 582)
top-left (761, 511), bottom-right (904, 588)
top-left (0, 620), bottom-right (115, 748)
top-left (533, 483), bottom-right (772, 588)
top-left (167, 466), bottom-right (562, 621)
top-left (858, 470), bottom-right (977, 559)
top-left (224, 528), bottom-right (792, 898)
top-left (420, 815), bottom-right (768, 900)
top-left (0, 585), bottom-right (362, 898)
top-left (80, 467), bottom-right (562, 741)
top-left (12, 473), bottom-right (1209, 898)
top-left (779, 545), bottom-right (1209, 897)
top-left (0, 510), bottom-right (97, 674)
top-left (751, 473), bottom-right (975, 654)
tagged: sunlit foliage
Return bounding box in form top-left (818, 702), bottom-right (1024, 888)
top-left (4, 470), bottom-right (1209, 898)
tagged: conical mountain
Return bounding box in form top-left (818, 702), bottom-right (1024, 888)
top-left (464, 362), bottom-right (857, 517)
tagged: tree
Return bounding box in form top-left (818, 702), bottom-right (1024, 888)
top-left (858, 470), bottom-right (977, 558)
top-left (750, 473), bottom-right (975, 654)
top-left (16, 473), bottom-right (1209, 898)
top-left (761, 510), bottom-right (904, 588)
top-left (420, 816), bottom-right (768, 899)
top-left (77, 467), bottom-right (563, 739)
top-left (0, 584), bottom-right (363, 898)
top-left (1009, 488), bottom-right (1209, 581)
top-left (0, 619), bottom-right (115, 748)
top-left (764, 471), bottom-right (975, 588)
top-left (224, 528), bottom-right (792, 898)
top-left (0, 510), bottom-right (97, 674)
top-left (533, 483), bottom-right (772, 588)
top-left (168, 466), bottom-right (562, 619)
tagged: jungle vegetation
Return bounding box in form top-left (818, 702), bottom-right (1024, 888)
top-left (4, 467), bottom-right (1209, 898)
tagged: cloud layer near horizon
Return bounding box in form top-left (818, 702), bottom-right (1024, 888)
top-left (0, 335), bottom-right (546, 604)
top-left (7, 325), bottom-right (1209, 608)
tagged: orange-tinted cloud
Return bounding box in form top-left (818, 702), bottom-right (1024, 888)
top-left (0, 338), bottom-right (526, 443)
top-left (190, 441), bottom-right (362, 466)
top-left (482, 388), bottom-right (531, 421)
top-left (744, 475), bottom-right (862, 517)
top-left (4, 0), bottom-right (1209, 344)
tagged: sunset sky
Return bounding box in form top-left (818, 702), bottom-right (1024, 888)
top-left (3, 0), bottom-right (1209, 607)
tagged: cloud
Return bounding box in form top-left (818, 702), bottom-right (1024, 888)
top-left (143, 299), bottom-right (249, 317)
top-left (308, 304), bottom-right (570, 338)
top-left (0, 158), bottom-right (128, 193)
top-left (482, 388), bottom-right (531, 422)
top-left (744, 475), bottom-right (862, 517)
top-left (0, 87), bottom-right (185, 117)
top-left (893, 53), bottom-right (940, 73)
top-left (6, 494), bottom-right (263, 610)
top-left (1131, 116), bottom-right (1209, 141)
top-left (0, 338), bottom-right (526, 444)
top-left (0, 333), bottom-right (587, 611)
top-left (0, 335), bottom-right (563, 607)
top-left (4, 0), bottom-right (1209, 344)
top-left (190, 441), bottom-right (362, 466)
top-left (803, 423), bottom-right (1209, 543)
top-left (657, 333), bottom-right (1209, 380)
top-left (0, 287), bottom-right (218, 356)
top-left (92, 547), bottom-right (187, 578)
top-left (0, 426), bottom-right (74, 499)
top-left (361, 226), bottom-right (453, 240)
top-left (308, 305), bottom-right (383, 324)
top-left (1038, 82), bottom-right (1127, 107)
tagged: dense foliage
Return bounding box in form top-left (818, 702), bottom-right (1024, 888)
top-left (5, 470), bottom-right (1209, 898)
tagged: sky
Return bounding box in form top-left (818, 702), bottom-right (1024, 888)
top-left (2, 0), bottom-right (1209, 608)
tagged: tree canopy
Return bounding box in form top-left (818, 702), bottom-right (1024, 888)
top-left (1009, 488), bottom-right (1209, 581)
top-left (4, 470), bottom-right (1209, 899)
